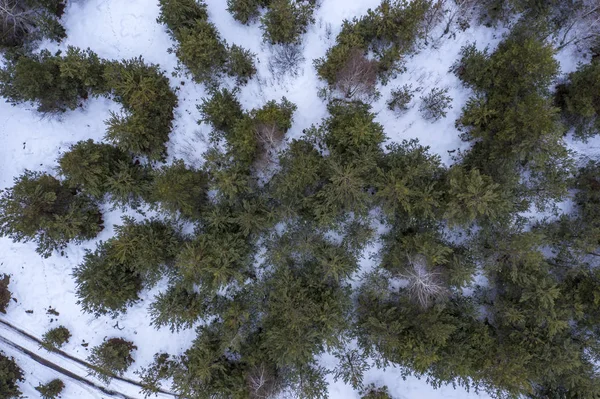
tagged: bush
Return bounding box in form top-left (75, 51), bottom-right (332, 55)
top-left (419, 87), bottom-right (452, 121)
top-left (0, 352), bottom-right (23, 399)
top-left (387, 84), bottom-right (414, 112)
top-left (151, 160), bottom-right (209, 220)
top-left (104, 58), bottom-right (177, 160)
top-left (42, 325), bottom-right (71, 350)
top-left (0, 274), bottom-right (11, 314)
top-left (260, 0), bottom-right (314, 45)
top-left (0, 171), bottom-right (103, 257)
top-left (88, 338), bottom-right (137, 383)
top-left (35, 379), bottom-right (65, 399)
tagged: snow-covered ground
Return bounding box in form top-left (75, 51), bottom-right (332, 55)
top-left (0, 0), bottom-right (594, 398)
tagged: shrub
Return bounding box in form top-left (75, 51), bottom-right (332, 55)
top-left (42, 325), bottom-right (71, 350)
top-left (104, 58), bottom-right (177, 160)
top-left (0, 274), bottom-right (11, 314)
top-left (88, 338), bottom-right (137, 383)
top-left (419, 87), bottom-right (452, 121)
top-left (35, 379), bottom-right (65, 399)
top-left (0, 171), bottom-right (103, 257)
top-left (151, 160), bottom-right (209, 220)
top-left (226, 44), bottom-right (257, 84)
top-left (260, 0), bottom-right (314, 45)
top-left (387, 84), bottom-right (414, 112)
top-left (0, 352), bottom-right (23, 399)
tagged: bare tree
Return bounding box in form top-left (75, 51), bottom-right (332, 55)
top-left (399, 254), bottom-right (447, 308)
top-left (0, 0), bottom-right (37, 46)
top-left (334, 48), bottom-right (379, 102)
top-left (247, 364), bottom-right (280, 399)
top-left (552, 1), bottom-right (600, 50)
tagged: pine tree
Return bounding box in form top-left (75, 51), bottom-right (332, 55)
top-left (0, 352), bottom-right (23, 399)
top-left (151, 160), bottom-right (209, 220)
top-left (260, 0), bottom-right (314, 45)
top-left (0, 274), bottom-right (11, 314)
top-left (0, 170), bottom-right (103, 257)
top-left (41, 325), bottom-right (71, 350)
top-left (35, 379), bottom-right (65, 399)
top-left (419, 87), bottom-right (452, 121)
top-left (88, 338), bottom-right (137, 384)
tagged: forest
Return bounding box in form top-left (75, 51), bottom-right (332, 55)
top-left (1, 0), bottom-right (600, 398)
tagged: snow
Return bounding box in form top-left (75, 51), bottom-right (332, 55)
top-left (0, 0), bottom-right (590, 398)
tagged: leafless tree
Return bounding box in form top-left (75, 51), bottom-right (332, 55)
top-left (247, 364), bottom-right (280, 399)
top-left (551, 1), bottom-right (600, 50)
top-left (334, 48), bottom-right (378, 102)
top-left (0, 0), bottom-right (37, 46)
top-left (269, 44), bottom-right (305, 79)
top-left (399, 254), bottom-right (447, 308)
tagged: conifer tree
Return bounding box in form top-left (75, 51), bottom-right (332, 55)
top-left (260, 0), bottom-right (314, 45)
top-left (0, 274), bottom-right (11, 314)
top-left (198, 88), bottom-right (244, 134)
top-left (41, 325), bottom-right (71, 350)
top-left (0, 170), bottom-right (103, 257)
top-left (151, 160), bottom-right (209, 220)
top-left (226, 44), bottom-right (257, 84)
top-left (0, 352), bottom-right (23, 399)
top-left (35, 379), bottom-right (65, 399)
top-left (227, 0), bottom-right (268, 24)
top-left (149, 284), bottom-right (208, 332)
top-left (88, 338), bottom-right (137, 384)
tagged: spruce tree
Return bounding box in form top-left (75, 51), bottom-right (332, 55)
top-left (41, 325), bottom-right (71, 350)
top-left (88, 338), bottom-right (137, 383)
top-left (0, 274), bottom-right (11, 314)
top-left (260, 0), bottom-right (314, 45)
top-left (0, 170), bottom-right (103, 257)
top-left (0, 352), bottom-right (23, 399)
top-left (35, 379), bottom-right (65, 399)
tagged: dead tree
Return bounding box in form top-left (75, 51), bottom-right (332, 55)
top-left (0, 0), bottom-right (37, 46)
top-left (399, 254), bottom-right (447, 308)
top-left (334, 48), bottom-right (378, 101)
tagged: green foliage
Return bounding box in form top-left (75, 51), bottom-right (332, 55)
top-left (419, 87), bottom-right (452, 121)
top-left (361, 384), bottom-right (392, 399)
top-left (260, 0), bottom-right (315, 45)
top-left (151, 160), bottom-right (209, 220)
top-left (41, 325), bottom-right (71, 350)
top-left (73, 217), bottom-right (179, 317)
top-left (157, 0), bottom-right (208, 32)
top-left (104, 57), bottom-right (177, 160)
top-left (227, 0), bottom-right (268, 24)
top-left (149, 284), bottom-right (207, 332)
top-left (387, 84), bottom-right (414, 112)
top-left (443, 166), bottom-right (513, 226)
top-left (226, 44), bottom-right (257, 84)
top-left (0, 274), bottom-right (11, 314)
top-left (315, 0), bottom-right (431, 86)
top-left (88, 338), bottom-right (137, 384)
top-left (557, 59), bottom-right (600, 140)
top-left (35, 379), bottom-right (65, 399)
top-left (198, 88), bottom-right (244, 134)
top-left (454, 32), bottom-right (571, 209)
top-left (0, 170), bottom-right (103, 257)
top-left (58, 139), bottom-right (132, 198)
top-left (0, 352), bottom-right (23, 399)
top-left (0, 47), bottom-right (106, 112)
top-left (73, 241), bottom-right (143, 317)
